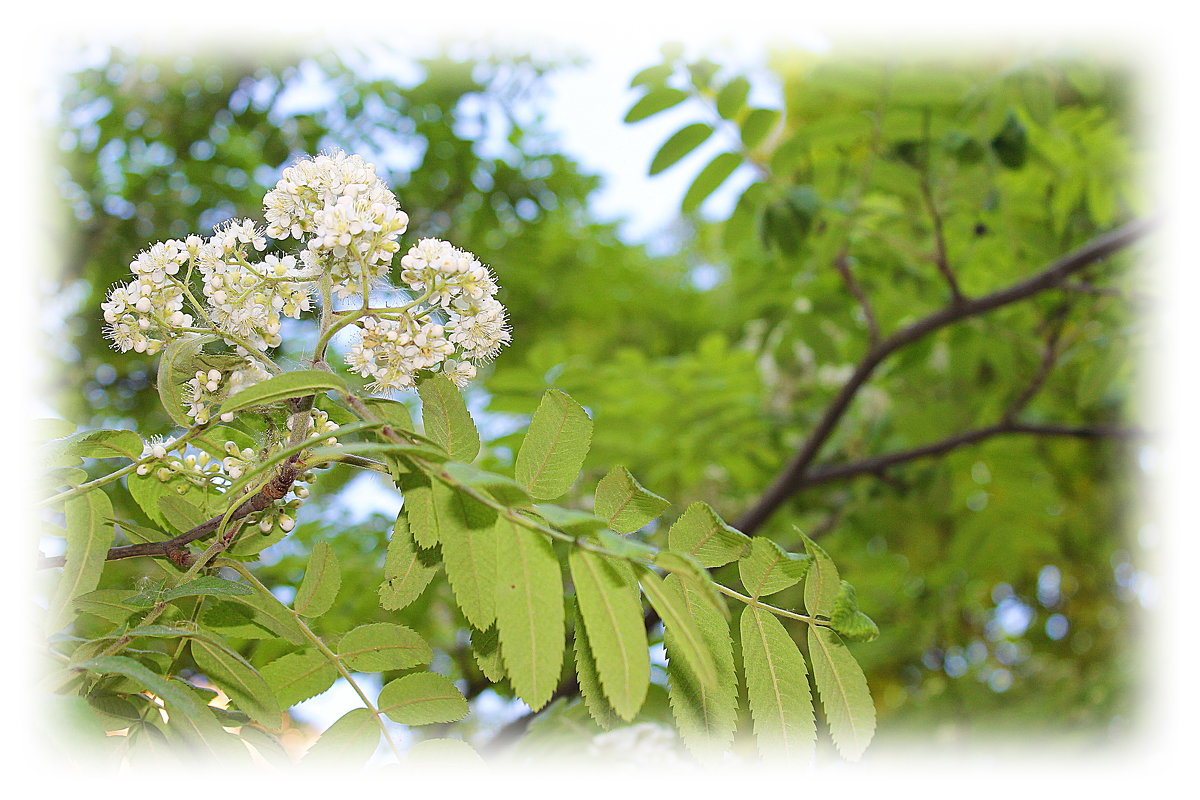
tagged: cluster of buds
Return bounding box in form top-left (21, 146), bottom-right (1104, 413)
top-left (102, 240), bottom-right (196, 355)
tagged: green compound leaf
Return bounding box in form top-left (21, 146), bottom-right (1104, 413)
top-left (437, 487), bottom-right (500, 629)
top-left (417, 374), bottom-right (480, 462)
top-left (336, 622), bottom-right (432, 672)
top-left (304, 708), bottom-right (379, 766)
top-left (593, 465), bottom-right (670, 534)
top-left (808, 626), bottom-right (876, 761)
top-left (715, 76), bottom-right (751, 119)
top-left (572, 597), bottom-right (619, 730)
top-left (495, 517), bottom-right (565, 711)
top-left (79, 656), bottom-right (231, 752)
top-left (740, 606), bottom-right (816, 759)
top-left (378, 672), bottom-right (468, 725)
top-left (625, 86), bottom-right (689, 123)
top-left (569, 549), bottom-right (649, 721)
top-left (650, 122), bottom-right (714, 175)
top-left (157, 333), bottom-right (218, 426)
top-left (260, 649), bottom-right (338, 709)
top-left (740, 108), bottom-right (781, 149)
top-left (60, 429), bottom-right (145, 461)
top-left (443, 461), bottom-right (531, 506)
top-left (162, 576), bottom-right (252, 603)
top-left (190, 635), bottom-right (282, 728)
top-left (220, 369), bottom-right (347, 415)
top-left (664, 576), bottom-right (737, 755)
top-left (49, 490), bottom-right (114, 632)
top-left (379, 513), bottom-right (438, 611)
top-left (294, 541), bottom-right (341, 618)
top-left (514, 389), bottom-right (593, 501)
top-left (801, 532), bottom-right (841, 617)
top-left (637, 567), bottom-right (717, 688)
top-left (666, 501), bottom-right (751, 568)
top-left (738, 537), bottom-right (811, 598)
top-left (830, 581), bottom-right (880, 643)
top-left (682, 151), bottom-right (742, 214)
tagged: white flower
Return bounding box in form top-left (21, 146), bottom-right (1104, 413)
top-left (448, 296), bottom-right (511, 362)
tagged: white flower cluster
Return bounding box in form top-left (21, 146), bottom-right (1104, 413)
top-left (264, 151), bottom-right (409, 300)
top-left (184, 357), bottom-right (272, 425)
top-left (102, 240), bottom-right (197, 355)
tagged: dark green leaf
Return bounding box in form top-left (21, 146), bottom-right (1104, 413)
top-left (221, 369), bottom-right (347, 415)
top-left (294, 541), bottom-right (341, 617)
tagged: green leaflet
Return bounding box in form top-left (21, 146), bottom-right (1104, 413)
top-left (294, 541), bottom-right (341, 617)
top-left (629, 63), bottom-right (673, 89)
top-left (379, 513), bottom-right (438, 611)
top-left (741, 108), bottom-right (781, 149)
top-left (362, 396), bottom-right (415, 433)
top-left (637, 567), bottom-right (717, 688)
top-left (157, 333), bottom-right (218, 426)
top-left (593, 465), bottom-right (670, 534)
top-left (801, 532), bottom-right (841, 617)
top-left (471, 625), bottom-right (506, 682)
top-left (49, 490), bottom-right (114, 632)
top-left (531, 504), bottom-right (607, 536)
top-left (738, 537), bottom-right (811, 598)
top-left (572, 598), bottom-right (619, 730)
top-left (417, 374), bottom-right (480, 462)
top-left (260, 649), bottom-right (338, 708)
top-left (336, 622), bottom-right (432, 672)
top-left (403, 475), bottom-right (442, 548)
top-left (203, 593), bottom-right (306, 645)
top-left (740, 606), bottom-right (816, 759)
top-left (625, 87), bottom-right (689, 123)
top-left (437, 487), bottom-right (500, 629)
top-left (715, 76), bottom-right (750, 119)
top-left (666, 501), bottom-right (751, 568)
top-left (682, 152), bottom-right (742, 214)
top-left (808, 626), bottom-right (876, 761)
top-left (73, 588), bottom-right (148, 625)
top-left (59, 429), bottom-right (144, 461)
top-left (377, 672), bottom-right (468, 725)
top-left (443, 461), bottom-right (531, 506)
top-left (220, 369), bottom-right (347, 415)
top-left (78, 656), bottom-right (231, 752)
top-left (304, 707), bottom-right (379, 766)
top-left (653, 550), bottom-right (728, 618)
top-left (127, 470), bottom-right (210, 529)
top-left (157, 495), bottom-right (207, 534)
top-left (495, 517), bottom-right (565, 711)
top-left (162, 576), bottom-right (252, 602)
top-left (190, 635), bottom-right (282, 728)
top-left (513, 389), bottom-right (593, 501)
top-left (650, 123), bottom-right (714, 175)
top-left (830, 581), bottom-right (880, 642)
top-left (664, 576), bottom-right (737, 755)
top-left (568, 549), bottom-right (649, 721)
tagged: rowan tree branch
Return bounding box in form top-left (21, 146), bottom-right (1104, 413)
top-left (734, 218), bottom-right (1150, 535)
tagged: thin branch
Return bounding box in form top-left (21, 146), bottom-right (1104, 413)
top-left (834, 247), bottom-right (882, 345)
top-left (918, 113), bottom-right (966, 305)
top-left (734, 219), bottom-right (1150, 535)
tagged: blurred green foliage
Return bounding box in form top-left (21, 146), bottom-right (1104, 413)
top-left (49, 43), bottom-right (1145, 750)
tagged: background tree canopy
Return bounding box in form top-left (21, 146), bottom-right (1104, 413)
top-left (43, 40), bottom-right (1147, 758)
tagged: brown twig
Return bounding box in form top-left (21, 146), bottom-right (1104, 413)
top-left (834, 247), bottom-right (882, 345)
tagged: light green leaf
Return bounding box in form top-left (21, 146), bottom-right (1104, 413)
top-left (629, 63), bottom-right (673, 89)
top-left (260, 649), bottom-right (338, 709)
top-left (572, 598), bottom-right (619, 730)
top-left (808, 626), bottom-right (876, 761)
top-left (157, 333), bottom-right (217, 426)
top-left (650, 123), bottom-right (714, 175)
top-left (294, 541), bottom-right (341, 617)
top-left (664, 576), bottom-right (737, 754)
top-left (637, 568), bottom-right (717, 687)
top-left (666, 501), bottom-right (751, 568)
top-left (652, 550), bottom-right (727, 618)
top-left (304, 708), bottom-right (379, 765)
top-left (162, 576), bottom-right (252, 602)
top-left (593, 465), bottom-right (670, 534)
top-left (625, 87), bottom-right (689, 123)
top-left (378, 672), bottom-right (468, 725)
top-left (741, 108), bottom-right (781, 149)
top-left (191, 635), bottom-right (282, 727)
top-left (495, 517), bottom-right (565, 711)
top-left (682, 152), bottom-right (742, 214)
top-left (221, 369), bottom-right (346, 415)
top-left (438, 486), bottom-right (500, 629)
top-left (514, 389), bottom-right (593, 501)
top-left (336, 622), bottom-right (432, 672)
top-left (60, 429), bottom-right (144, 461)
top-left (379, 513), bottom-right (438, 611)
top-left (569, 549), bottom-right (649, 721)
top-left (739, 537), bottom-right (811, 598)
top-left (741, 606), bottom-right (816, 759)
top-left (443, 462), bottom-right (531, 506)
top-left (418, 374), bottom-right (479, 462)
top-left (403, 476), bottom-right (443, 548)
top-left (830, 581), bottom-right (880, 642)
top-left (801, 533), bottom-right (841, 617)
top-left (48, 491), bottom-right (114, 631)
top-left (715, 76), bottom-right (750, 119)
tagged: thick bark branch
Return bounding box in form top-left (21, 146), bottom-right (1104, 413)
top-left (734, 219), bottom-right (1150, 534)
